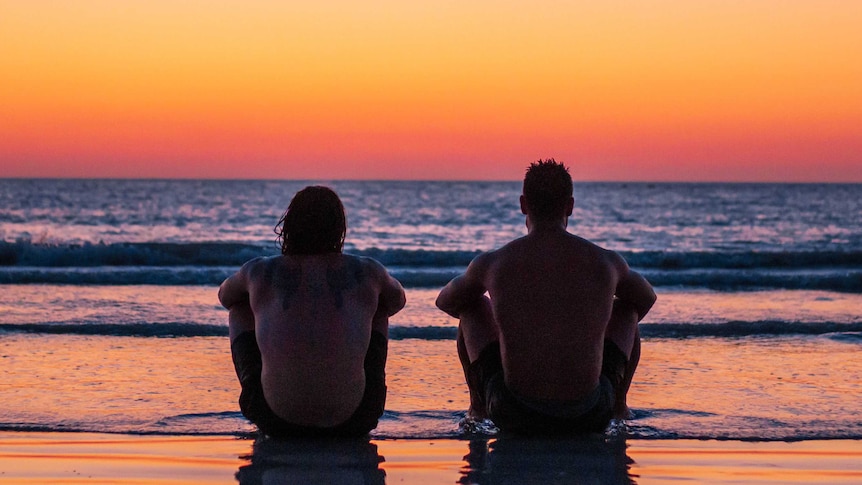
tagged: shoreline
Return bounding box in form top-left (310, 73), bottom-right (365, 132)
top-left (1, 432), bottom-right (860, 484)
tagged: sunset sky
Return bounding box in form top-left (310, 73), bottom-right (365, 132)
top-left (2, 1), bottom-right (861, 182)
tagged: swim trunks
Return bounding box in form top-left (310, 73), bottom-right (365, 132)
top-left (466, 340), bottom-right (628, 435)
top-left (231, 330), bottom-right (387, 438)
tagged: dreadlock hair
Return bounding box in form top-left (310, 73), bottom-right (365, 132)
top-left (522, 158), bottom-right (573, 221)
top-left (275, 186), bottom-right (346, 255)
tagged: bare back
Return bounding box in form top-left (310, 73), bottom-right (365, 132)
top-left (437, 165), bottom-right (655, 422)
top-left (484, 229), bottom-right (621, 401)
top-left (222, 253), bottom-right (404, 427)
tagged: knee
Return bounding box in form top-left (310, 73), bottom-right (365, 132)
top-left (612, 299), bottom-right (639, 324)
top-left (459, 295), bottom-right (492, 321)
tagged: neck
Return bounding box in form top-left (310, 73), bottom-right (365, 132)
top-left (526, 217), bottom-right (568, 234)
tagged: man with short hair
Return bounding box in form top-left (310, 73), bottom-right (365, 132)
top-left (437, 159), bottom-right (655, 434)
top-left (219, 186), bottom-right (406, 438)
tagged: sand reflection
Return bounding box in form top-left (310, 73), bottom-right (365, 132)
top-left (236, 437), bottom-right (385, 485)
top-left (460, 435), bottom-right (634, 484)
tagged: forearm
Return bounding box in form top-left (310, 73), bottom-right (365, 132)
top-left (615, 266), bottom-right (656, 322)
top-left (228, 301), bottom-right (255, 341)
top-left (615, 290), bottom-right (655, 322)
top-left (436, 277), bottom-right (485, 318)
top-left (371, 303), bottom-right (390, 337)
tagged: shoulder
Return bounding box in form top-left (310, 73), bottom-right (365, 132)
top-left (345, 254), bottom-right (404, 309)
top-left (344, 253), bottom-right (389, 278)
top-left (481, 235), bottom-right (530, 268)
top-left (595, 245), bottom-right (630, 278)
top-left (568, 232), bottom-right (617, 259)
top-left (240, 256), bottom-right (268, 269)
top-left (239, 255), bottom-right (276, 275)
top-left (469, 249), bottom-right (497, 271)
top-left (343, 253), bottom-right (379, 269)
top-left (460, 249), bottom-right (498, 283)
top-left (219, 256), bottom-right (275, 308)
top-left (567, 233), bottom-right (630, 274)
top-left (239, 255), bottom-right (297, 285)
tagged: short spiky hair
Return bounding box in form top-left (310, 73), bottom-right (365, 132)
top-left (275, 186), bottom-right (346, 255)
top-left (522, 158), bottom-right (573, 220)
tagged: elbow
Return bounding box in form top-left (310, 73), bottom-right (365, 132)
top-left (647, 286), bottom-right (657, 308)
top-left (380, 287), bottom-right (406, 317)
top-left (637, 290), bottom-right (657, 321)
top-left (617, 289), bottom-right (656, 322)
top-left (435, 294), bottom-right (455, 318)
top-left (391, 291), bottom-right (407, 316)
top-left (218, 285), bottom-right (247, 311)
top-left (217, 285), bottom-right (229, 309)
top-left (434, 294), bottom-right (447, 313)
top-left (435, 295), bottom-right (463, 319)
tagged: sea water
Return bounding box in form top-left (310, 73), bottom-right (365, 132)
top-left (0, 180), bottom-right (860, 440)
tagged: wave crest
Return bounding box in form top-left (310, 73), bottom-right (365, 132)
top-left (3, 241), bottom-right (861, 269)
top-left (2, 242), bottom-right (861, 291)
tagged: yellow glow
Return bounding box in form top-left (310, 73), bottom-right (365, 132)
top-left (1, 1), bottom-right (861, 180)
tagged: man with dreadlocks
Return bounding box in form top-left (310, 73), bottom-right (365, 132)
top-left (437, 159), bottom-right (655, 435)
top-left (219, 186), bottom-right (405, 438)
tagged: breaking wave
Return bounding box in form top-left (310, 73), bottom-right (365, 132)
top-left (1, 242), bottom-right (861, 291)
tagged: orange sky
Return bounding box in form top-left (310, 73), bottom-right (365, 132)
top-left (2, 1), bottom-right (861, 181)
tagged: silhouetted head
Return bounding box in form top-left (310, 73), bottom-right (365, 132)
top-left (275, 186), bottom-right (346, 255)
top-left (522, 158), bottom-right (574, 221)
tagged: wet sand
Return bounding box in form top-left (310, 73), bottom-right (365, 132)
top-left (1, 432), bottom-right (860, 484)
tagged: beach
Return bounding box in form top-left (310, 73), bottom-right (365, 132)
top-left (2, 433), bottom-right (861, 484)
top-left (5, 0), bottom-right (862, 480)
top-left (1, 180), bottom-right (860, 483)
top-left (2, 286), bottom-right (860, 484)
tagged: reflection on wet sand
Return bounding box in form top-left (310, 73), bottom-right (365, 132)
top-left (236, 437), bottom-right (385, 485)
top-left (460, 435), bottom-right (634, 484)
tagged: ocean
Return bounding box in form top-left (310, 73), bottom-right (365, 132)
top-left (1, 179), bottom-right (860, 441)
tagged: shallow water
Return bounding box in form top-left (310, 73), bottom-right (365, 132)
top-left (2, 287), bottom-right (860, 441)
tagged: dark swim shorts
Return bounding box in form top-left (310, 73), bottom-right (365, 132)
top-left (466, 340), bottom-right (628, 435)
top-left (231, 330), bottom-right (388, 438)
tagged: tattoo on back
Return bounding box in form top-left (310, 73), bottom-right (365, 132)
top-left (326, 258), bottom-right (365, 308)
top-left (265, 261), bottom-right (302, 311)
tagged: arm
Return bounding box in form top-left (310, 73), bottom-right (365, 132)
top-left (435, 253), bottom-right (490, 318)
top-left (218, 260), bottom-right (257, 341)
top-left (371, 304), bottom-right (391, 338)
top-left (218, 266), bottom-right (249, 310)
top-left (612, 254), bottom-right (656, 321)
top-left (227, 301), bottom-right (255, 341)
top-left (371, 259), bottom-right (406, 318)
top-left (363, 258), bottom-right (405, 337)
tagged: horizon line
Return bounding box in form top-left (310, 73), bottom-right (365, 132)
top-left (1, 176), bottom-right (861, 185)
